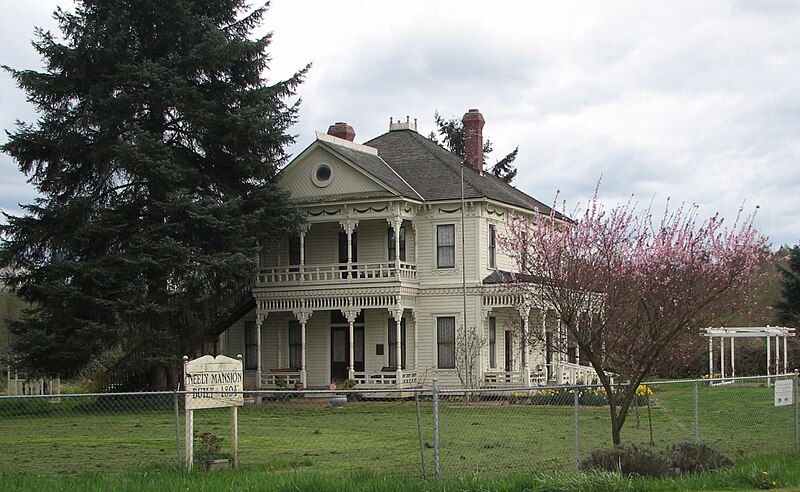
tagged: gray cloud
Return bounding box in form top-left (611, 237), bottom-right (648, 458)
top-left (2, 0), bottom-right (799, 247)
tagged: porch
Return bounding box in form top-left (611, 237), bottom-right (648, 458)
top-left (246, 306), bottom-right (419, 390)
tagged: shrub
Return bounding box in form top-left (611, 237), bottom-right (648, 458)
top-left (668, 442), bottom-right (733, 474)
top-left (580, 443), bottom-right (674, 478)
top-left (528, 388), bottom-right (608, 406)
top-left (194, 431), bottom-right (231, 464)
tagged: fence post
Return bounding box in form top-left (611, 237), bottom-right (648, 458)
top-left (694, 381), bottom-right (700, 443)
top-left (173, 391), bottom-right (182, 468)
top-left (415, 390), bottom-right (427, 478)
top-left (573, 386), bottom-right (580, 470)
top-left (794, 370), bottom-right (798, 452)
top-left (432, 378), bottom-right (440, 478)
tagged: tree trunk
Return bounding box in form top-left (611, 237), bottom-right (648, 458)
top-left (611, 411), bottom-right (622, 446)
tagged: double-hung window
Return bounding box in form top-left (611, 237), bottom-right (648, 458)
top-left (437, 317), bottom-right (456, 369)
top-left (244, 321), bottom-right (258, 370)
top-left (437, 224), bottom-right (455, 268)
top-left (488, 224), bottom-right (497, 269)
top-left (288, 321), bottom-right (302, 369)
top-left (387, 318), bottom-right (407, 369)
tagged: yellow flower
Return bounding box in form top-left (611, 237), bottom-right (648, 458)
top-left (636, 384), bottom-right (654, 396)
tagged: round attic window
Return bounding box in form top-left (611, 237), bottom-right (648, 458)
top-left (312, 163), bottom-right (333, 187)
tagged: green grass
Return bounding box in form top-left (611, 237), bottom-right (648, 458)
top-left (0, 382), bottom-right (796, 478)
top-left (1, 455), bottom-right (799, 491)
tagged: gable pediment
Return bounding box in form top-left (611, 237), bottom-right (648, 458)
top-left (279, 143), bottom-right (397, 202)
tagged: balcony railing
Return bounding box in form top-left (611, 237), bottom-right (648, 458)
top-left (257, 262), bottom-right (417, 285)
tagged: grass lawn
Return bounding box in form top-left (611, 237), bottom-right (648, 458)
top-left (2, 455), bottom-right (800, 491)
top-left (0, 381), bottom-right (795, 478)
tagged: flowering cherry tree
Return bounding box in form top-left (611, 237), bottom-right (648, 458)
top-left (499, 193), bottom-right (767, 446)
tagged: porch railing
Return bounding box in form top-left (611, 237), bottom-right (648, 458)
top-left (256, 261), bottom-right (417, 285)
top-left (556, 362), bottom-right (600, 385)
top-left (484, 370), bottom-right (546, 387)
top-left (261, 370), bottom-right (302, 388)
top-left (353, 370), bottom-right (418, 387)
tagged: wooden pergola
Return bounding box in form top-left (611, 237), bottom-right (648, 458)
top-left (703, 326), bottom-right (796, 384)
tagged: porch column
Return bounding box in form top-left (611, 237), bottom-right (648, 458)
top-left (519, 306), bottom-right (531, 388)
top-left (255, 311), bottom-right (267, 389)
top-left (730, 337), bottom-right (736, 378)
top-left (294, 310), bottom-right (311, 389)
top-left (411, 221), bottom-right (418, 266)
top-left (391, 307), bottom-right (404, 388)
top-left (708, 335), bottom-right (713, 382)
top-left (412, 309), bottom-right (418, 372)
top-left (540, 308), bottom-right (548, 382)
top-left (343, 307), bottom-right (360, 380)
top-left (556, 318), bottom-right (563, 384)
top-left (767, 335), bottom-right (771, 379)
top-left (299, 223), bottom-right (310, 280)
top-left (339, 220), bottom-right (358, 280)
top-left (784, 335), bottom-right (789, 374)
top-left (720, 335), bottom-right (725, 379)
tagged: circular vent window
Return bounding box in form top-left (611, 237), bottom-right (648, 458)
top-left (312, 163), bottom-right (333, 187)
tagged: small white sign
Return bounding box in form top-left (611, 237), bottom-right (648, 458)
top-left (774, 378), bottom-right (794, 407)
top-left (184, 355), bottom-right (244, 410)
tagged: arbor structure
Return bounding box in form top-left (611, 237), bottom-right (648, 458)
top-left (500, 194), bottom-right (767, 445)
top-left (0, 1), bottom-right (305, 383)
top-left (429, 112), bottom-right (518, 183)
top-left (775, 245), bottom-right (800, 326)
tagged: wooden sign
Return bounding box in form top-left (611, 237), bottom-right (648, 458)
top-left (183, 354), bottom-right (243, 469)
top-left (185, 355), bottom-right (244, 410)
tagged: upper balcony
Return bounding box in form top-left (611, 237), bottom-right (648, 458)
top-left (256, 261), bottom-right (416, 286)
top-left (254, 217), bottom-right (417, 291)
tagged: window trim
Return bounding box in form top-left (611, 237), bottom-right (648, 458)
top-left (436, 224), bottom-right (456, 269)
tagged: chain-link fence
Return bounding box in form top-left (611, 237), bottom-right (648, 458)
top-left (1, 375), bottom-right (796, 477)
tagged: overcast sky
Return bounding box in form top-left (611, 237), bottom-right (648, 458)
top-left (2, 1), bottom-right (799, 247)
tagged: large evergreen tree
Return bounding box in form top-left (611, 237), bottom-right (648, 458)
top-left (0, 1), bottom-right (305, 381)
top-left (429, 111), bottom-right (519, 183)
top-left (775, 245), bottom-right (800, 326)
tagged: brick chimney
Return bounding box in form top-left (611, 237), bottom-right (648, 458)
top-left (327, 121), bottom-right (356, 142)
top-left (462, 109), bottom-right (485, 174)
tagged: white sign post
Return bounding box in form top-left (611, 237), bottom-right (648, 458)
top-left (183, 354), bottom-right (244, 469)
top-left (774, 378), bottom-right (794, 407)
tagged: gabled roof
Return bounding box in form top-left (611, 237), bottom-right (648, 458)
top-left (363, 129), bottom-right (556, 215)
top-left (316, 140), bottom-right (423, 201)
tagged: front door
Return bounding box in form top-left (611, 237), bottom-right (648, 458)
top-left (504, 331), bottom-right (513, 372)
top-left (330, 326), bottom-right (364, 381)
